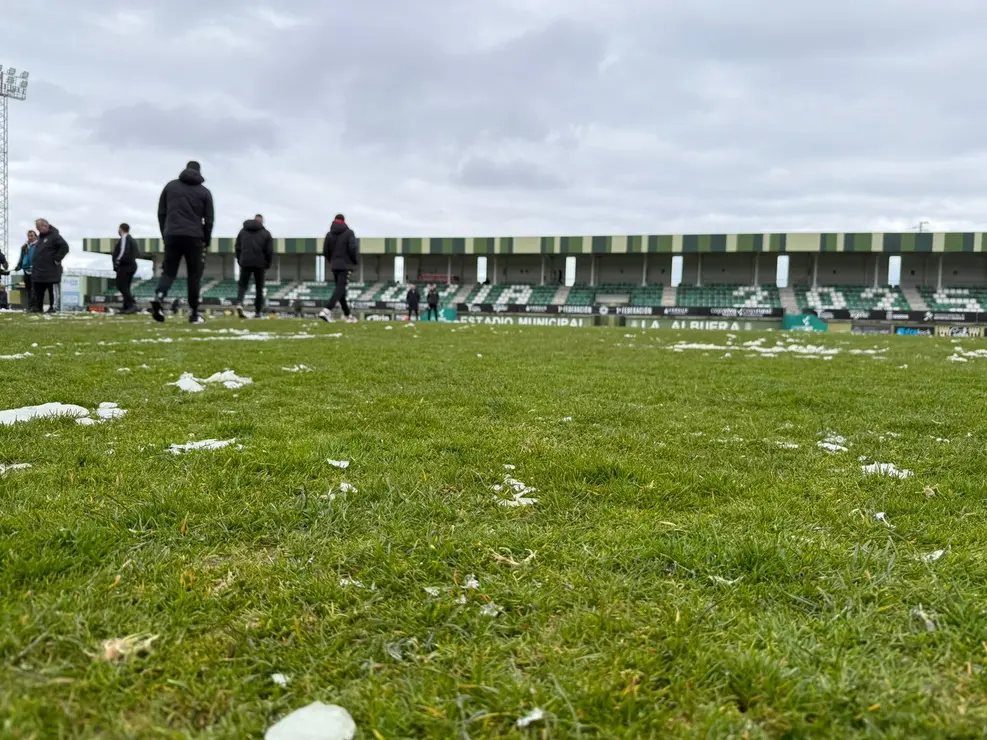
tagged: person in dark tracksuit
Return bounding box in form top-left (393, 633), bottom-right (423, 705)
top-left (234, 214), bottom-right (274, 319)
top-left (406, 284), bottom-right (420, 320)
top-left (425, 285), bottom-right (440, 321)
top-left (113, 223), bottom-right (139, 313)
top-left (14, 230), bottom-right (37, 309)
top-left (30, 219), bottom-right (69, 314)
top-left (318, 214), bottom-right (359, 324)
top-left (0, 283), bottom-right (8, 310)
top-left (152, 160), bottom-right (214, 324)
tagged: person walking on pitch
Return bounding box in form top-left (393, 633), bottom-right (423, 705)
top-left (318, 214), bottom-right (359, 324)
top-left (234, 214), bottom-right (273, 318)
top-left (113, 223), bottom-right (139, 313)
top-left (152, 160), bottom-right (214, 324)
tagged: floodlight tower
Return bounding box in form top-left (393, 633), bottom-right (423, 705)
top-left (0, 65), bottom-right (29, 261)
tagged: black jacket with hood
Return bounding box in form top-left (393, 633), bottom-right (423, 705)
top-left (113, 234), bottom-right (138, 274)
top-left (406, 287), bottom-right (420, 308)
top-left (323, 219), bottom-right (359, 271)
top-left (427, 288), bottom-right (440, 307)
top-left (235, 219), bottom-right (274, 269)
top-left (158, 167), bottom-right (215, 244)
top-left (32, 226), bottom-right (70, 283)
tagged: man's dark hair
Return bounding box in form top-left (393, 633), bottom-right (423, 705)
top-left (186, 160), bottom-right (201, 171)
top-left (255, 214), bottom-right (263, 220)
top-left (334, 213), bottom-right (345, 221)
top-left (119, 223), bottom-right (130, 233)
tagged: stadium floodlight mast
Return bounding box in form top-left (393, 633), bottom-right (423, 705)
top-left (0, 65), bottom-right (29, 264)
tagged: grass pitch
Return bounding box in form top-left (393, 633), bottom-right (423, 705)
top-left (1, 315), bottom-right (986, 738)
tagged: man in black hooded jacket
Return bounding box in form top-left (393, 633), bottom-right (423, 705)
top-left (318, 214), bottom-right (359, 323)
top-left (234, 214), bottom-right (273, 318)
top-left (30, 219), bottom-right (69, 313)
top-left (113, 223), bottom-right (139, 313)
top-left (152, 160), bottom-right (214, 324)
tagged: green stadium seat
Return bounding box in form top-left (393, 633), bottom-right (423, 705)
top-left (794, 285), bottom-right (910, 312)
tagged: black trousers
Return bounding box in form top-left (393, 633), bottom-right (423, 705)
top-left (31, 282), bottom-right (55, 313)
top-left (116, 270), bottom-right (135, 311)
top-left (408, 305), bottom-right (419, 319)
top-left (21, 275), bottom-right (32, 309)
top-left (237, 267), bottom-right (265, 313)
top-left (327, 269), bottom-right (351, 316)
top-left (425, 305), bottom-right (439, 321)
top-left (156, 236), bottom-right (205, 310)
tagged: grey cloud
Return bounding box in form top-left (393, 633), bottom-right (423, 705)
top-left (455, 156), bottom-right (566, 190)
top-left (87, 103), bottom-right (278, 154)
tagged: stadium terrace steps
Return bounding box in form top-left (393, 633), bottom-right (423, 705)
top-left (661, 285), bottom-right (677, 307)
top-left (795, 285), bottom-right (911, 312)
top-left (779, 287), bottom-right (800, 314)
top-left (551, 286), bottom-right (570, 304)
top-left (901, 285), bottom-right (928, 312)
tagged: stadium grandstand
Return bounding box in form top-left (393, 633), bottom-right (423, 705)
top-left (76, 231), bottom-right (987, 329)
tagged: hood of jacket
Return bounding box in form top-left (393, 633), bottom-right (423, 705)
top-left (41, 226), bottom-right (61, 239)
top-left (243, 219), bottom-right (263, 232)
top-left (329, 220), bottom-right (349, 236)
top-left (178, 168), bottom-right (205, 185)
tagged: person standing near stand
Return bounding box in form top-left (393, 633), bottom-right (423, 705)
top-left (318, 214), bottom-right (359, 324)
top-left (30, 219), bottom-right (69, 314)
top-left (425, 284), bottom-right (440, 321)
top-left (406, 283), bottom-right (420, 321)
top-left (152, 160), bottom-right (214, 324)
top-left (14, 230), bottom-right (37, 310)
top-left (113, 223), bottom-right (139, 313)
top-left (233, 214), bottom-right (273, 319)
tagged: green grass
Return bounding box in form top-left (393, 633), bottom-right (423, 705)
top-left (2, 316), bottom-right (987, 738)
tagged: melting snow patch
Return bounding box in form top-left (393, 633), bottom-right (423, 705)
top-left (271, 673), bottom-right (289, 687)
top-left (517, 709), bottom-right (546, 729)
top-left (920, 550), bottom-right (945, 563)
top-left (117, 368), bottom-right (131, 373)
top-left (862, 463), bottom-right (913, 479)
top-left (463, 574), bottom-right (480, 590)
top-left (948, 355), bottom-right (968, 363)
top-left (0, 403), bottom-right (90, 426)
top-left (0, 463), bottom-right (31, 476)
top-left (776, 442), bottom-right (800, 450)
top-left (423, 587), bottom-right (442, 597)
top-left (264, 702), bottom-right (356, 740)
top-left (339, 578), bottom-right (366, 589)
top-left (0, 352), bottom-right (32, 360)
top-left (167, 439), bottom-right (238, 455)
top-left (874, 512), bottom-right (895, 528)
top-left (493, 475), bottom-right (538, 507)
top-left (282, 364), bottom-right (312, 373)
top-left (327, 459), bottom-right (350, 469)
top-left (480, 602), bottom-right (502, 616)
top-left (818, 442), bottom-right (848, 454)
top-left (168, 370), bottom-right (252, 392)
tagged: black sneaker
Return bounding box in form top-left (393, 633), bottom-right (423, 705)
top-left (254, 312), bottom-right (263, 319)
top-left (151, 298), bottom-right (166, 323)
top-left (189, 312), bottom-right (205, 325)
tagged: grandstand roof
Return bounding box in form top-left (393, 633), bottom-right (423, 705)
top-left (83, 231), bottom-right (985, 256)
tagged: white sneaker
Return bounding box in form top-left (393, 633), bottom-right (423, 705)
top-left (345, 316), bottom-right (358, 324)
top-left (235, 304), bottom-right (246, 319)
top-left (318, 308), bottom-right (334, 323)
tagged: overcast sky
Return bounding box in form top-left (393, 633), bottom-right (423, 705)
top-left (5, 0), bottom-right (987, 249)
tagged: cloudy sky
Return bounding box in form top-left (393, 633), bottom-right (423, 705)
top-left (5, 0), bottom-right (987, 250)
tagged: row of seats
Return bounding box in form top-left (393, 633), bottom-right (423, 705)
top-left (103, 281), bottom-right (987, 312)
top-left (794, 285), bottom-right (909, 311)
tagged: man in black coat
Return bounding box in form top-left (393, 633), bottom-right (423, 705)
top-left (152, 160), bottom-right (214, 324)
top-left (406, 283), bottom-right (420, 320)
top-left (425, 284), bottom-right (440, 321)
top-left (113, 223), bottom-right (139, 313)
top-left (30, 219), bottom-right (69, 313)
top-left (234, 214), bottom-right (273, 318)
top-left (318, 214), bottom-right (359, 324)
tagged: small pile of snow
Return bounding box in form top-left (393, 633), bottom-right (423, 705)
top-left (920, 550), bottom-right (945, 563)
top-left (480, 602), bottom-right (502, 616)
top-left (493, 475), bottom-right (538, 507)
top-left (167, 439), bottom-right (238, 455)
top-left (818, 441), bottom-right (848, 454)
top-left (516, 709), bottom-right (546, 729)
top-left (282, 364), bottom-right (312, 373)
top-left (0, 403), bottom-right (90, 426)
top-left (776, 442), bottom-right (800, 450)
top-left (0, 352), bottom-right (32, 360)
top-left (167, 370), bottom-right (253, 393)
top-left (874, 512), bottom-right (895, 528)
top-left (862, 462), bottom-right (913, 479)
top-left (948, 355), bottom-right (968, 363)
top-left (327, 459), bottom-right (350, 469)
top-left (462, 574), bottom-right (480, 590)
top-left (270, 673), bottom-right (289, 688)
top-left (265, 702), bottom-right (356, 740)
top-left (0, 463), bottom-right (31, 476)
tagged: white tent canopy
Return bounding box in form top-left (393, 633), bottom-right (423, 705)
top-left (60, 251), bottom-right (154, 280)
